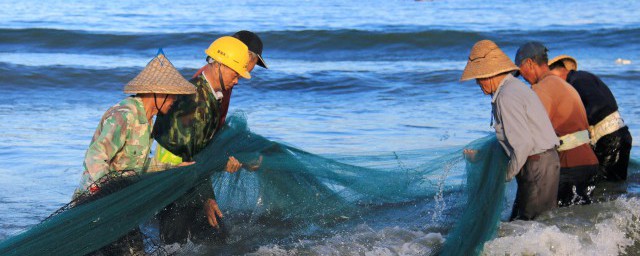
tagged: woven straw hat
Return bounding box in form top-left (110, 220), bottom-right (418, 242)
top-left (548, 54), bottom-right (578, 71)
top-left (460, 40), bottom-right (519, 81)
top-left (124, 52), bottom-right (196, 95)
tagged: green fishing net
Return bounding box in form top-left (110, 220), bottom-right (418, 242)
top-left (0, 114), bottom-right (508, 255)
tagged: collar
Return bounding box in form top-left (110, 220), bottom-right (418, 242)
top-left (491, 74), bottom-right (512, 103)
top-left (130, 96), bottom-right (148, 124)
top-left (201, 73), bottom-right (224, 101)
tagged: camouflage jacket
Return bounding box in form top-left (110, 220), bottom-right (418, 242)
top-left (153, 74), bottom-right (222, 161)
top-left (77, 96), bottom-right (152, 193)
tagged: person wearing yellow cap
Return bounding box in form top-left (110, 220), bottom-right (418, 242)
top-left (549, 55), bottom-right (632, 182)
top-left (151, 35), bottom-right (262, 245)
top-left (461, 40), bottom-right (560, 220)
top-left (72, 51), bottom-right (196, 255)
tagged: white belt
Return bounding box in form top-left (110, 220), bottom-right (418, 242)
top-left (558, 130), bottom-right (590, 152)
top-left (589, 111), bottom-right (626, 145)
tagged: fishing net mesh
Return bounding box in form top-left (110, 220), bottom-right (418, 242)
top-left (0, 114), bottom-right (508, 255)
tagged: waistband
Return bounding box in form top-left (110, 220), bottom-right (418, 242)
top-left (558, 130), bottom-right (590, 152)
top-left (589, 111), bottom-right (626, 145)
top-left (528, 147), bottom-right (556, 161)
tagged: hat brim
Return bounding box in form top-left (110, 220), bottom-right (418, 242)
top-left (548, 55), bottom-right (577, 71)
top-left (257, 54), bottom-right (268, 69)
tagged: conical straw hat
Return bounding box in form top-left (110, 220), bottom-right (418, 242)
top-left (460, 40), bottom-right (519, 81)
top-left (548, 54), bottom-right (577, 71)
top-left (124, 52), bottom-right (196, 94)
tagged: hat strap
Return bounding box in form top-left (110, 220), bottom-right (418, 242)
top-left (218, 64), bottom-right (227, 91)
top-left (153, 93), bottom-right (169, 113)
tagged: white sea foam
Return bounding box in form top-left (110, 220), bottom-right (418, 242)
top-left (482, 197), bottom-right (640, 256)
top-left (248, 224), bottom-right (444, 256)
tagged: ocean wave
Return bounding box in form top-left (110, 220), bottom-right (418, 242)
top-left (482, 197), bottom-right (640, 255)
top-left (248, 225), bottom-right (444, 256)
top-left (1, 28), bottom-right (639, 60)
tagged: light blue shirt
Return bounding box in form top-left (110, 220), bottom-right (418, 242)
top-left (492, 74), bottom-right (559, 181)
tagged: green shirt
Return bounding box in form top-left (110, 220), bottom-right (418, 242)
top-left (153, 74), bottom-right (222, 160)
top-left (77, 96), bottom-right (152, 193)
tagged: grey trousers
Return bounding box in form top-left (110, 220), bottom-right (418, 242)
top-left (510, 148), bottom-right (560, 221)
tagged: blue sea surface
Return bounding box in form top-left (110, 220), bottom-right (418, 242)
top-left (1, 0), bottom-right (639, 254)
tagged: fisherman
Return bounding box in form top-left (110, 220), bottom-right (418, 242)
top-left (152, 32), bottom-right (267, 245)
top-left (548, 55), bottom-right (632, 181)
top-left (73, 51), bottom-right (196, 254)
top-left (515, 42), bottom-right (599, 206)
top-left (461, 40), bottom-right (560, 220)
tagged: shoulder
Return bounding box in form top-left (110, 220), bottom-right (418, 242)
top-left (569, 70), bottom-right (599, 84)
top-left (502, 77), bottom-right (534, 97)
top-left (103, 98), bottom-right (138, 125)
top-left (497, 79), bottom-right (531, 105)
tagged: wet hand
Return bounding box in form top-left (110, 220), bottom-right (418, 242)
top-left (225, 156), bottom-right (242, 173)
top-left (177, 161), bottom-right (195, 167)
top-left (246, 155), bottom-right (263, 171)
top-left (204, 198), bottom-right (223, 229)
top-left (463, 149), bottom-right (478, 162)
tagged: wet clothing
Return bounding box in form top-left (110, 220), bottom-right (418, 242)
top-left (76, 96), bottom-right (152, 195)
top-left (491, 74), bottom-right (558, 181)
top-left (510, 148), bottom-right (560, 221)
top-left (158, 182), bottom-right (227, 245)
top-left (492, 74), bottom-right (560, 221)
top-left (557, 165), bottom-right (597, 207)
top-left (531, 73), bottom-right (599, 169)
top-left (594, 127), bottom-right (633, 181)
top-left (152, 72), bottom-right (230, 244)
top-left (565, 70), bottom-right (632, 181)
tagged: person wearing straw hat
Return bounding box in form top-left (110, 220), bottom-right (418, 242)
top-left (514, 42), bottom-right (599, 206)
top-left (461, 40), bottom-right (560, 220)
top-left (75, 51), bottom-right (196, 198)
top-left (549, 55), bottom-right (632, 182)
top-left (150, 35), bottom-right (258, 245)
top-left (72, 51), bottom-right (196, 255)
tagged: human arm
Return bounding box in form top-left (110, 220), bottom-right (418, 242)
top-left (81, 111), bottom-right (129, 191)
top-left (204, 198), bottom-right (224, 229)
top-left (224, 154), bottom-right (264, 173)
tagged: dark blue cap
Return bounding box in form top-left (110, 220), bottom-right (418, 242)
top-left (514, 41), bottom-right (548, 76)
top-left (233, 30), bottom-right (268, 69)
top-left (515, 41), bottom-right (548, 66)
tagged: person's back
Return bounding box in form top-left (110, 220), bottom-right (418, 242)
top-left (548, 55), bottom-right (633, 181)
top-left (567, 70), bottom-right (618, 125)
top-left (461, 40), bottom-right (560, 221)
top-left (532, 74), bottom-right (598, 168)
top-left (515, 42), bottom-right (599, 207)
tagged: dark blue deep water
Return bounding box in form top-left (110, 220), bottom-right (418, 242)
top-left (1, 1), bottom-right (639, 254)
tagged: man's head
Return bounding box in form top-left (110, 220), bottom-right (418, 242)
top-left (461, 40), bottom-right (519, 95)
top-left (548, 55), bottom-right (578, 81)
top-left (204, 36), bottom-right (252, 90)
top-left (124, 52), bottom-right (196, 114)
top-left (205, 30), bottom-right (268, 73)
top-left (514, 41), bottom-right (549, 85)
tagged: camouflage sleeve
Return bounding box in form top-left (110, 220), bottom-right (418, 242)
top-left (82, 110), bottom-right (129, 189)
top-left (153, 94), bottom-right (198, 160)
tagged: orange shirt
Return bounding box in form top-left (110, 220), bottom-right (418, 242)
top-left (532, 73), bottom-right (598, 168)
